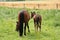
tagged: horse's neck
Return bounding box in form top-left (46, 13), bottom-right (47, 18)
top-left (33, 15), bottom-right (36, 18)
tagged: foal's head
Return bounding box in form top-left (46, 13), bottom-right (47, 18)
top-left (31, 11), bottom-right (36, 18)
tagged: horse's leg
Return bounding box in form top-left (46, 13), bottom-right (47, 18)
top-left (34, 23), bottom-right (36, 32)
top-left (37, 22), bottom-right (39, 32)
top-left (39, 21), bottom-right (41, 31)
top-left (24, 23), bottom-right (26, 36)
top-left (19, 22), bottom-right (23, 36)
top-left (26, 22), bottom-right (30, 32)
top-left (36, 25), bottom-right (38, 32)
top-left (34, 22), bottom-right (37, 32)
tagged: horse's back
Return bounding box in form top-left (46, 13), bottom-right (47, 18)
top-left (33, 14), bottom-right (42, 22)
top-left (18, 10), bottom-right (30, 23)
top-left (18, 11), bottom-right (24, 22)
top-left (24, 11), bottom-right (30, 22)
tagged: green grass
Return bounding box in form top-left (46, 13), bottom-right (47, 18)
top-left (0, 6), bottom-right (60, 40)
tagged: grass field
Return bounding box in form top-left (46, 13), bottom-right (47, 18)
top-left (0, 6), bottom-right (60, 40)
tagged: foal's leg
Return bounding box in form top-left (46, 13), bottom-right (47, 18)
top-left (35, 24), bottom-right (38, 32)
top-left (37, 22), bottom-right (39, 32)
top-left (24, 23), bottom-right (26, 36)
top-left (34, 22), bottom-right (37, 32)
top-left (39, 21), bottom-right (41, 31)
top-left (37, 25), bottom-right (38, 32)
top-left (26, 22), bottom-right (30, 32)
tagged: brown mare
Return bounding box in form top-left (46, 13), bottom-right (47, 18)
top-left (31, 11), bottom-right (42, 32)
top-left (16, 10), bottom-right (30, 36)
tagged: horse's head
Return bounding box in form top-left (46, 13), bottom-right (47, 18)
top-left (16, 21), bottom-right (19, 31)
top-left (31, 11), bottom-right (36, 18)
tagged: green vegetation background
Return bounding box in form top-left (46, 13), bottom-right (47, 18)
top-left (0, 6), bottom-right (60, 40)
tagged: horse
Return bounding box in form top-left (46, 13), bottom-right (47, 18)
top-left (16, 10), bottom-right (30, 36)
top-left (31, 11), bottom-right (42, 32)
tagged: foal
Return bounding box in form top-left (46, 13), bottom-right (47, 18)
top-left (31, 11), bottom-right (42, 32)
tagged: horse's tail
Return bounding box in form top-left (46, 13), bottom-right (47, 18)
top-left (19, 12), bottom-right (24, 36)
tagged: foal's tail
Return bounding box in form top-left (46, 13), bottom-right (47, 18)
top-left (19, 12), bottom-right (24, 36)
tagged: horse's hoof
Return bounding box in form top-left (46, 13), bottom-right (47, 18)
top-left (19, 34), bottom-right (23, 37)
top-left (20, 35), bottom-right (22, 36)
top-left (15, 29), bottom-right (18, 32)
top-left (28, 30), bottom-right (30, 33)
top-left (28, 31), bottom-right (30, 33)
top-left (24, 34), bottom-right (26, 36)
